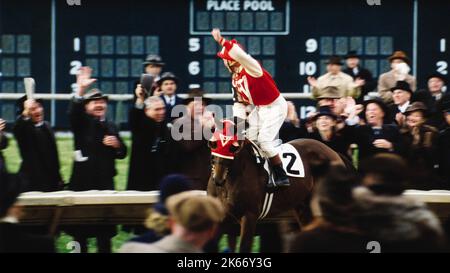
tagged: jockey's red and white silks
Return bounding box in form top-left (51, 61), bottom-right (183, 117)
top-left (232, 68), bottom-right (280, 106)
top-left (217, 39), bottom-right (281, 106)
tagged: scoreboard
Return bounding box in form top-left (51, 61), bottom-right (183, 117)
top-left (0, 0), bottom-right (449, 128)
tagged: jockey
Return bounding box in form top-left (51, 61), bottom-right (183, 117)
top-left (211, 28), bottom-right (290, 188)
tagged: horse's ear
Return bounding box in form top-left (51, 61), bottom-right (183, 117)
top-left (208, 140), bottom-right (217, 149)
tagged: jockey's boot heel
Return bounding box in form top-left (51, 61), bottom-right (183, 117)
top-left (273, 164), bottom-right (290, 187)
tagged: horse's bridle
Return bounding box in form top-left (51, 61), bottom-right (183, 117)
top-left (211, 156), bottom-right (233, 187)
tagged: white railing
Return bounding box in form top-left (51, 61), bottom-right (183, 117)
top-left (0, 92), bottom-right (314, 101)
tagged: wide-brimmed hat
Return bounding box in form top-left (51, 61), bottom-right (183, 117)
top-left (183, 88), bottom-right (212, 105)
top-left (426, 73), bottom-right (446, 85)
top-left (312, 106), bottom-right (338, 121)
top-left (316, 86), bottom-right (342, 99)
top-left (390, 80), bottom-right (413, 94)
top-left (156, 72), bottom-right (179, 85)
top-left (404, 101), bottom-right (428, 116)
top-left (326, 56), bottom-right (343, 65)
top-left (363, 97), bottom-right (389, 116)
top-left (345, 50), bottom-right (359, 59)
top-left (15, 95), bottom-right (44, 115)
top-left (83, 88), bottom-right (108, 102)
top-left (388, 51), bottom-right (410, 65)
top-left (142, 54), bottom-right (165, 67)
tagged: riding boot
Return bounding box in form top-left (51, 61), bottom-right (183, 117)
top-left (272, 164), bottom-right (290, 187)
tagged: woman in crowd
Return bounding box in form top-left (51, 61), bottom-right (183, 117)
top-left (306, 106), bottom-right (353, 161)
top-left (345, 98), bottom-right (403, 162)
top-left (399, 102), bottom-right (440, 189)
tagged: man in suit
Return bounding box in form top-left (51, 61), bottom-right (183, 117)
top-left (0, 164), bottom-right (55, 253)
top-left (171, 88), bottom-right (214, 190)
top-left (157, 72), bottom-right (183, 124)
top-left (13, 97), bottom-right (63, 192)
top-left (309, 56), bottom-right (364, 99)
top-left (389, 81), bottom-right (413, 126)
top-left (66, 66), bottom-right (127, 253)
top-left (378, 51), bottom-right (416, 104)
top-left (127, 88), bottom-right (173, 191)
top-left (343, 51), bottom-right (376, 102)
top-left (134, 54), bottom-right (166, 98)
top-left (413, 74), bottom-right (447, 129)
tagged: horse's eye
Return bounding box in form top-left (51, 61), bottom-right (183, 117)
top-left (229, 145), bottom-right (239, 153)
top-left (208, 140), bottom-right (217, 149)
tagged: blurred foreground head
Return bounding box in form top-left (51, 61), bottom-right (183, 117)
top-left (311, 165), bottom-right (359, 226)
top-left (166, 192), bottom-right (224, 233)
top-left (358, 153), bottom-right (409, 195)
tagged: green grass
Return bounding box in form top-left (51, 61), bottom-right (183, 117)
top-left (3, 136), bottom-right (260, 253)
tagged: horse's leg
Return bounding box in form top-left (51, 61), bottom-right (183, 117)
top-left (292, 209), bottom-right (303, 230)
top-left (293, 204), bottom-right (313, 231)
top-left (239, 214), bottom-right (257, 253)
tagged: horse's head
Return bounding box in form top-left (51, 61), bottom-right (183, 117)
top-left (208, 119), bottom-right (244, 186)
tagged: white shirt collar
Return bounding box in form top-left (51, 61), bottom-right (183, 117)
top-left (398, 101), bottom-right (410, 113)
top-left (164, 95), bottom-right (175, 105)
top-left (433, 93), bottom-right (442, 100)
top-left (0, 216), bottom-right (19, 224)
top-left (34, 121), bottom-right (44, 127)
top-left (353, 67), bottom-right (359, 75)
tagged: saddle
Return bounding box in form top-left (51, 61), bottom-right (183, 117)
top-left (248, 139), bottom-right (305, 184)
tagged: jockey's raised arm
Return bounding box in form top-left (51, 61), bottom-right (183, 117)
top-left (221, 40), bottom-right (263, 78)
top-left (211, 28), bottom-right (263, 78)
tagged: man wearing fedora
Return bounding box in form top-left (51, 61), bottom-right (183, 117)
top-left (390, 80), bottom-right (414, 126)
top-left (378, 51), bottom-right (416, 104)
top-left (413, 73), bottom-right (447, 129)
top-left (171, 88), bottom-right (215, 189)
top-left (66, 66), bottom-right (127, 253)
top-left (156, 72), bottom-right (183, 124)
top-left (343, 51), bottom-right (376, 101)
top-left (143, 54), bottom-right (165, 79)
top-left (141, 54), bottom-right (165, 95)
top-left (13, 96), bottom-right (63, 192)
top-left (127, 90), bottom-right (173, 192)
top-left (309, 56), bottom-right (364, 99)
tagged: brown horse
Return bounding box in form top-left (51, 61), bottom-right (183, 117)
top-left (207, 138), bottom-right (348, 252)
